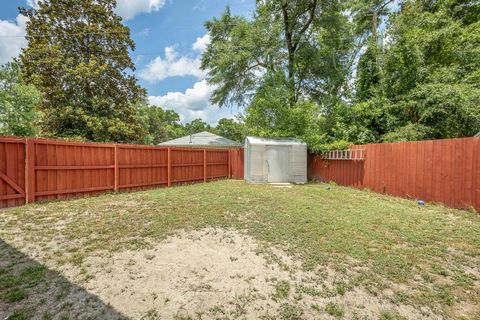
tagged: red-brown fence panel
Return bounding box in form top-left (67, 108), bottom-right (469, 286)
top-left (30, 139), bottom-right (115, 203)
top-left (308, 137), bottom-right (480, 212)
top-left (0, 137), bottom-right (26, 208)
top-left (206, 149), bottom-right (229, 179)
top-left (0, 136), bottom-right (245, 209)
top-left (117, 145), bottom-right (168, 191)
top-left (229, 148), bottom-right (244, 179)
top-left (170, 148), bottom-right (205, 184)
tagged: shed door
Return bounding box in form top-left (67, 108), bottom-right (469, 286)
top-left (266, 146), bottom-right (290, 182)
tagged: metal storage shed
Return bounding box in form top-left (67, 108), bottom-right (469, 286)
top-left (244, 137), bottom-right (307, 184)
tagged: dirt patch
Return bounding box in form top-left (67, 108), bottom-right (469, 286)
top-left (52, 228), bottom-right (432, 319)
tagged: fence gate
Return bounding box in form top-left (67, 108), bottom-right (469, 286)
top-left (0, 137), bottom-right (26, 208)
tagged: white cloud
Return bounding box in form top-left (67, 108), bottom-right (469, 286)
top-left (0, 15), bottom-right (28, 64)
top-left (148, 80), bottom-right (234, 124)
top-left (192, 33), bottom-right (210, 53)
top-left (27, 0), bottom-right (41, 9)
top-left (139, 46), bottom-right (205, 82)
top-left (115, 0), bottom-right (166, 20)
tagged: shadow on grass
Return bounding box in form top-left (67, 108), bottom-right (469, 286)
top-left (0, 239), bottom-right (128, 319)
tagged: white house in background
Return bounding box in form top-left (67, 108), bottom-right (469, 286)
top-left (158, 131), bottom-right (242, 148)
top-left (244, 136), bottom-right (307, 184)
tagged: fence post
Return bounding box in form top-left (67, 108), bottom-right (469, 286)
top-left (25, 139), bottom-right (35, 204)
top-left (204, 149), bottom-right (207, 182)
top-left (228, 149), bottom-right (231, 178)
top-left (114, 144), bottom-right (119, 192)
top-left (167, 147), bottom-right (171, 187)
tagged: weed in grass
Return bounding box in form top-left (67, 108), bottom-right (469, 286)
top-left (272, 280), bottom-right (290, 300)
top-left (392, 291), bottom-right (410, 305)
top-left (141, 309), bottom-right (160, 320)
top-left (436, 285), bottom-right (457, 306)
top-left (20, 266), bottom-right (45, 287)
top-left (42, 312), bottom-right (52, 320)
top-left (379, 310), bottom-right (408, 320)
top-left (311, 303), bottom-right (321, 311)
top-left (325, 302), bottom-right (344, 318)
top-left (431, 264), bottom-right (449, 277)
top-left (6, 309), bottom-right (30, 320)
top-left (209, 305), bottom-right (226, 315)
top-left (335, 281), bottom-right (347, 296)
top-left (278, 303), bottom-right (303, 320)
top-left (453, 271), bottom-right (475, 287)
top-left (230, 292), bottom-right (255, 317)
top-left (6, 288), bottom-right (27, 302)
top-left (296, 283), bottom-right (321, 297)
top-left (69, 252), bottom-right (84, 267)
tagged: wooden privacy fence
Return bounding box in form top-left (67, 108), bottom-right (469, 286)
top-left (309, 137), bottom-right (480, 211)
top-left (0, 136), bottom-right (244, 209)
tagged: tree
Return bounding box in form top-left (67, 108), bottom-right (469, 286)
top-left (0, 62), bottom-right (42, 136)
top-left (184, 119), bottom-right (211, 135)
top-left (215, 118), bottom-right (246, 142)
top-left (379, 0), bottom-right (480, 139)
top-left (136, 105), bottom-right (185, 145)
top-left (355, 39), bottom-right (382, 102)
top-left (19, 0), bottom-right (146, 142)
top-left (201, 1), bottom-right (354, 110)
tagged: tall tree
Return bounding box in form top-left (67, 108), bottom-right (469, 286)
top-left (215, 118), bottom-right (246, 142)
top-left (137, 105), bottom-right (185, 145)
top-left (19, 0), bottom-right (146, 142)
top-left (202, 1), bottom-right (354, 110)
top-left (380, 0), bottom-right (480, 139)
top-left (184, 119), bottom-right (211, 135)
top-left (0, 62), bottom-right (42, 136)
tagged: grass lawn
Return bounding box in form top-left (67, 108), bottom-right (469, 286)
top-left (0, 180), bottom-right (479, 319)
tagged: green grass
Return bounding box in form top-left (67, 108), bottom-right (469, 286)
top-left (272, 280), bottom-right (291, 300)
top-left (1, 180), bottom-right (479, 319)
top-left (325, 302), bottom-right (344, 318)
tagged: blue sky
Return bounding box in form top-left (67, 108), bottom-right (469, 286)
top-left (0, 0), bottom-right (255, 124)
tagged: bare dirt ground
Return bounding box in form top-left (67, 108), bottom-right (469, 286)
top-left (2, 228), bottom-right (437, 319)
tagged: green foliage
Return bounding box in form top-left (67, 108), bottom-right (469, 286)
top-left (273, 280), bottom-right (290, 300)
top-left (382, 123), bottom-right (431, 142)
top-left (0, 63), bottom-right (42, 136)
top-left (136, 105), bottom-right (185, 144)
top-left (184, 118), bottom-right (211, 135)
top-left (202, 1), bottom-right (354, 109)
top-left (377, 0), bottom-right (480, 139)
top-left (215, 118), bottom-right (246, 143)
top-left (325, 302), bottom-right (345, 318)
top-left (19, 0), bottom-right (146, 143)
top-left (356, 40), bottom-right (381, 102)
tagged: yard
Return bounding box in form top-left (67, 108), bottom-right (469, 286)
top-left (0, 180), bottom-right (479, 320)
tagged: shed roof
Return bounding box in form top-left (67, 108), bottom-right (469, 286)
top-left (246, 136), bottom-right (306, 146)
top-left (159, 131), bottom-right (242, 147)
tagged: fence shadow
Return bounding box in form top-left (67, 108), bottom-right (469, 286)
top-left (0, 238), bottom-right (129, 319)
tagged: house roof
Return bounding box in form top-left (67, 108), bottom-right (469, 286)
top-left (158, 131), bottom-right (242, 148)
top-left (246, 136), bottom-right (306, 146)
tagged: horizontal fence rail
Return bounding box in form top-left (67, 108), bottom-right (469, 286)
top-left (308, 137), bottom-right (480, 212)
top-left (0, 136), bottom-right (244, 209)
